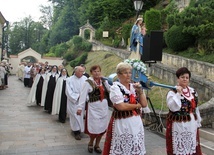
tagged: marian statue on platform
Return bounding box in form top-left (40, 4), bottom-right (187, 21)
top-left (129, 17), bottom-right (144, 60)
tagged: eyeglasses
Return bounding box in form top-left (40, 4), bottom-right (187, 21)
top-left (120, 72), bottom-right (132, 75)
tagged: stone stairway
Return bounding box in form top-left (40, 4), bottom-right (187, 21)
top-left (199, 127), bottom-right (214, 155)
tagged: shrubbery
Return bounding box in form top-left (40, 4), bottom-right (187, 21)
top-left (165, 25), bottom-right (195, 51)
top-left (69, 53), bottom-right (88, 68)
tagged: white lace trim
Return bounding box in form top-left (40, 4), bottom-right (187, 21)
top-left (110, 118), bottom-right (146, 155)
top-left (172, 114), bottom-right (198, 155)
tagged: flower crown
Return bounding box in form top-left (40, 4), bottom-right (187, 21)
top-left (124, 59), bottom-right (147, 74)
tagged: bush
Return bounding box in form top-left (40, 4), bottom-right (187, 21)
top-left (121, 24), bottom-right (132, 45)
top-left (72, 36), bottom-right (83, 45)
top-left (44, 53), bottom-right (56, 57)
top-left (69, 52), bottom-right (88, 68)
top-left (80, 41), bottom-right (92, 52)
top-left (95, 28), bottom-right (103, 40)
top-left (145, 9), bottom-right (162, 34)
top-left (166, 14), bottom-right (175, 29)
top-left (165, 25), bottom-right (195, 51)
top-left (63, 51), bottom-right (77, 61)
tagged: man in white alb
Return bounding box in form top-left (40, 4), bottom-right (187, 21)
top-left (66, 66), bottom-right (87, 140)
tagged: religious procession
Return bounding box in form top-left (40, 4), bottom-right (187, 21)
top-left (13, 17), bottom-right (202, 155)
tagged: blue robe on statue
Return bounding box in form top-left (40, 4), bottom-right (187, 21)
top-left (130, 24), bottom-right (141, 52)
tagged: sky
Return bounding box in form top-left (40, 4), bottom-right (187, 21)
top-left (0, 0), bottom-right (51, 24)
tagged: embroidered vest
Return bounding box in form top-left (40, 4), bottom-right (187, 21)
top-left (167, 89), bottom-right (198, 122)
top-left (112, 85), bottom-right (141, 120)
top-left (86, 79), bottom-right (107, 102)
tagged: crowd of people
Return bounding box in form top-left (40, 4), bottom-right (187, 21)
top-left (13, 16), bottom-right (202, 155)
top-left (22, 59), bottom-right (202, 155)
top-left (0, 60), bottom-right (12, 90)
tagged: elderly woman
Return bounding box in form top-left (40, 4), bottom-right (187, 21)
top-left (77, 65), bottom-right (110, 154)
top-left (166, 67), bottom-right (202, 155)
top-left (102, 62), bottom-right (148, 155)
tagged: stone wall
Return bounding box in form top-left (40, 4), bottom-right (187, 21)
top-left (149, 62), bottom-right (214, 101)
top-left (162, 53), bottom-right (214, 82)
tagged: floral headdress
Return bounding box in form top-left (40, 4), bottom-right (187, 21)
top-left (124, 59), bottom-right (147, 74)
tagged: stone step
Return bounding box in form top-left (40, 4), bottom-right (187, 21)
top-left (200, 128), bottom-right (214, 142)
top-left (200, 137), bottom-right (214, 155)
top-left (199, 128), bottom-right (214, 155)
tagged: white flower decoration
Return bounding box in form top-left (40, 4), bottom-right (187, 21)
top-left (124, 59), bottom-right (147, 74)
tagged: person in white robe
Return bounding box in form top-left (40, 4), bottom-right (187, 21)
top-left (52, 68), bottom-right (69, 123)
top-left (102, 62), bottom-right (148, 155)
top-left (27, 68), bottom-right (46, 106)
top-left (66, 66), bottom-right (87, 140)
top-left (16, 63), bottom-right (25, 81)
top-left (77, 65), bottom-right (110, 154)
top-left (23, 63), bottom-right (32, 87)
top-left (166, 67), bottom-right (202, 155)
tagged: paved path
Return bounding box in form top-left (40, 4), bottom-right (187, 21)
top-left (0, 76), bottom-right (167, 155)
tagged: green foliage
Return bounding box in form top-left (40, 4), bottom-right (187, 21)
top-left (164, 47), bottom-right (214, 64)
top-left (50, 42), bottom-right (69, 57)
top-left (112, 37), bottom-right (121, 48)
top-left (72, 35), bottom-right (92, 52)
top-left (49, 1), bottom-right (80, 46)
top-left (9, 17), bottom-right (48, 54)
top-left (84, 29), bottom-right (90, 40)
top-left (161, 0), bottom-right (177, 26)
top-left (63, 51), bottom-right (77, 62)
top-left (121, 24), bottom-right (132, 45)
top-left (95, 28), bottom-right (103, 40)
top-left (80, 42), bottom-right (92, 52)
top-left (63, 36), bottom-right (92, 62)
top-left (72, 36), bottom-right (83, 45)
top-left (171, 2), bottom-right (214, 53)
top-left (100, 16), bottom-right (111, 31)
top-left (44, 52), bottom-right (56, 57)
top-left (197, 38), bottom-right (214, 55)
top-left (78, 0), bottom-right (134, 29)
top-left (144, 9), bottom-right (162, 34)
top-left (69, 52), bottom-right (88, 68)
top-left (165, 25), bottom-right (195, 51)
top-left (166, 14), bottom-right (175, 29)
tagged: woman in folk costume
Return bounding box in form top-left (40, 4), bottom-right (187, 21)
top-left (41, 65), bottom-right (59, 113)
top-left (27, 68), bottom-right (46, 106)
top-left (129, 17), bottom-right (143, 60)
top-left (102, 62), bottom-right (148, 155)
top-left (51, 68), bottom-right (69, 123)
top-left (77, 65), bottom-right (110, 154)
top-left (166, 67), bottom-right (202, 155)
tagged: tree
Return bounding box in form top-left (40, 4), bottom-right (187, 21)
top-left (144, 9), bottom-right (162, 34)
top-left (173, 2), bottom-right (214, 53)
top-left (8, 16), bottom-right (48, 54)
top-left (40, 4), bottom-right (53, 29)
